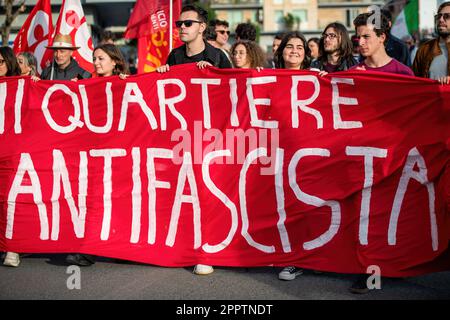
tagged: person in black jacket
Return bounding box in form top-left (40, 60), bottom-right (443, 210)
top-left (41, 33), bottom-right (91, 80)
top-left (381, 9), bottom-right (411, 67)
top-left (156, 4), bottom-right (231, 73)
top-left (310, 22), bottom-right (358, 73)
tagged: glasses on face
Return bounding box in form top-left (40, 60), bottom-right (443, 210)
top-left (435, 13), bottom-right (450, 21)
top-left (175, 20), bottom-right (202, 28)
top-left (216, 30), bottom-right (230, 35)
top-left (0, 59), bottom-right (5, 66)
top-left (322, 33), bottom-right (338, 39)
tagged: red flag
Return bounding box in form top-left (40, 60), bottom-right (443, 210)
top-left (125, 0), bottom-right (182, 73)
top-left (12, 0), bottom-right (54, 74)
top-left (53, 0), bottom-right (94, 73)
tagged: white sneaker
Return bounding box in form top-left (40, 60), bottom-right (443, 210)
top-left (3, 252), bottom-right (20, 267)
top-left (278, 266), bottom-right (303, 281)
top-left (193, 264), bottom-right (214, 275)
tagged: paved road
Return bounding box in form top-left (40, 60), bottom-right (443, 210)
top-left (1, 254), bottom-right (449, 300)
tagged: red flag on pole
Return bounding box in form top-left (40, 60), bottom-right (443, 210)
top-left (12, 0), bottom-right (54, 74)
top-left (125, 0), bottom-right (182, 73)
top-left (52, 0), bottom-right (94, 73)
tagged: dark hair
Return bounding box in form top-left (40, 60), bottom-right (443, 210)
top-left (181, 4), bottom-right (208, 23)
top-left (353, 12), bottom-right (390, 43)
top-left (16, 51), bottom-right (38, 76)
top-left (380, 8), bottom-right (392, 22)
top-left (235, 23), bottom-right (257, 41)
top-left (317, 22), bottom-right (353, 63)
top-left (274, 31), bottom-right (311, 69)
top-left (209, 19), bottom-right (229, 28)
top-left (100, 30), bottom-right (116, 44)
top-left (93, 43), bottom-right (129, 76)
top-left (204, 25), bottom-right (217, 41)
top-left (230, 40), bottom-right (265, 69)
top-left (274, 32), bottom-right (286, 41)
top-left (438, 1), bottom-right (450, 13)
top-left (0, 46), bottom-right (21, 76)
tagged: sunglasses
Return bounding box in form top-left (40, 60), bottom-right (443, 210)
top-left (0, 59), bottom-right (5, 66)
top-left (175, 20), bottom-right (202, 28)
top-left (216, 30), bottom-right (231, 35)
top-left (435, 13), bottom-right (450, 21)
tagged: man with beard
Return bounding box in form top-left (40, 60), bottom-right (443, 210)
top-left (412, 2), bottom-right (450, 84)
top-left (310, 22), bottom-right (358, 73)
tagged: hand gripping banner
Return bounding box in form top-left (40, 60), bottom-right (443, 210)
top-left (0, 65), bottom-right (449, 277)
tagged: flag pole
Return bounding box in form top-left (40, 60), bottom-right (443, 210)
top-left (169, 0), bottom-right (173, 52)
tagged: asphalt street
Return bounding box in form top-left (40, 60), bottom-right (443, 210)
top-left (0, 253), bottom-right (449, 300)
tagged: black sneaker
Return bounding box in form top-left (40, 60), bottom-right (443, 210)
top-left (349, 274), bottom-right (370, 294)
top-left (278, 266), bottom-right (304, 281)
top-left (66, 254), bottom-right (95, 267)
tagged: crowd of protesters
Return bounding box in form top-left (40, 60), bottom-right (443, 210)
top-left (1, 2), bottom-right (449, 294)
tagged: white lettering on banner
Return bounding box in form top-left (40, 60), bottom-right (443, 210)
top-left (388, 147), bottom-right (438, 251)
top-left (166, 152), bottom-right (202, 249)
top-left (246, 77), bottom-right (279, 129)
top-left (291, 75), bottom-right (322, 129)
top-left (79, 83), bottom-right (113, 133)
top-left (146, 148), bottom-right (173, 244)
top-left (274, 148), bottom-right (292, 253)
top-left (51, 150), bottom-right (88, 240)
top-left (157, 79), bottom-right (187, 131)
top-left (345, 147), bottom-right (388, 245)
top-left (41, 84), bottom-right (84, 133)
top-left (14, 79), bottom-right (24, 134)
top-left (119, 82), bottom-right (158, 131)
top-left (239, 148), bottom-right (276, 253)
top-left (0, 82), bottom-right (6, 134)
top-left (331, 78), bottom-right (361, 129)
top-left (191, 78), bottom-right (221, 129)
top-left (6, 153), bottom-right (49, 240)
top-left (130, 147), bottom-right (142, 244)
top-left (202, 150), bottom-right (238, 253)
top-left (288, 148), bottom-right (341, 251)
top-left (89, 149), bottom-right (127, 241)
top-left (229, 79), bottom-right (239, 127)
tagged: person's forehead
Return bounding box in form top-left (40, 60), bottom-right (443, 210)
top-left (357, 25), bottom-right (375, 34)
top-left (287, 38), bottom-right (304, 45)
top-left (235, 44), bottom-right (246, 51)
top-left (215, 25), bottom-right (228, 30)
top-left (180, 11), bottom-right (200, 20)
top-left (440, 6), bottom-right (450, 14)
top-left (325, 27), bottom-right (337, 34)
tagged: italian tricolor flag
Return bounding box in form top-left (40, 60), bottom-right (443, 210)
top-left (391, 0), bottom-right (419, 38)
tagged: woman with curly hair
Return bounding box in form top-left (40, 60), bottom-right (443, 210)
top-left (231, 40), bottom-right (265, 69)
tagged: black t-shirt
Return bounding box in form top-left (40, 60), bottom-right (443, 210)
top-left (166, 42), bottom-right (232, 69)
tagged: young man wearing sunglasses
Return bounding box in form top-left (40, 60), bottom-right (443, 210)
top-left (412, 2), bottom-right (450, 85)
top-left (156, 5), bottom-right (231, 73)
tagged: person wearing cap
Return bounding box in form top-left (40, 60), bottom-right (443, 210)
top-left (41, 34), bottom-right (91, 81)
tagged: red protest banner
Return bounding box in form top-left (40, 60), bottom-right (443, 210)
top-left (0, 65), bottom-right (449, 277)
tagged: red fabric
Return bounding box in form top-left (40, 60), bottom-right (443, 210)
top-left (126, 0), bottom-right (182, 73)
top-left (0, 65), bottom-right (449, 277)
top-left (125, 0), bottom-right (180, 39)
top-left (52, 0), bottom-right (94, 73)
top-left (12, 0), bottom-right (54, 74)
